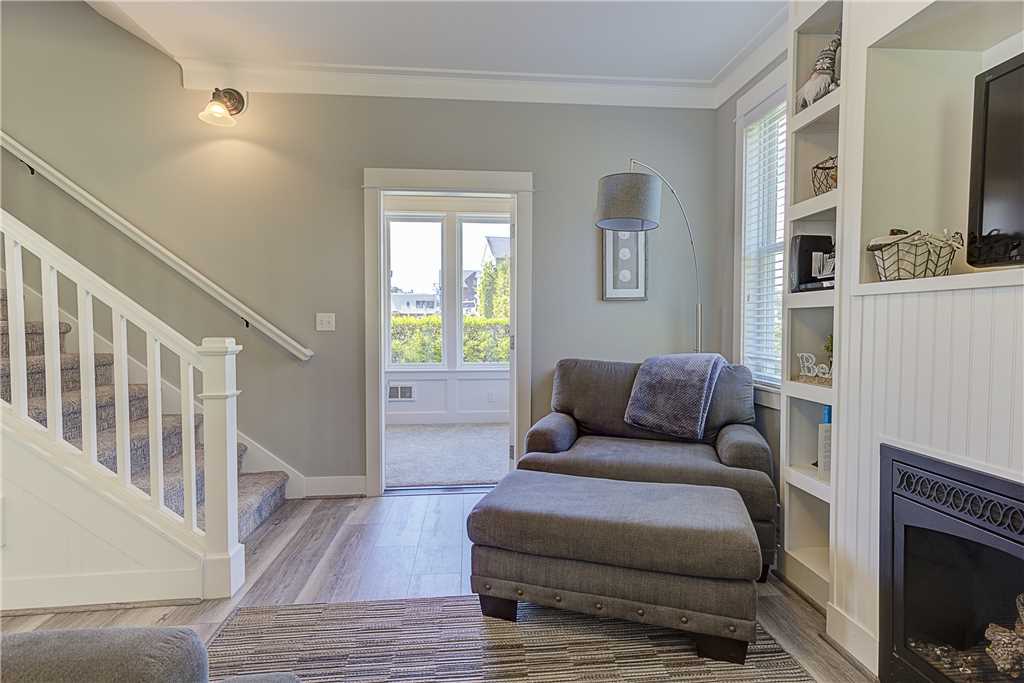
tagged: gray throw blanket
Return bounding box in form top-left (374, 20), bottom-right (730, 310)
top-left (625, 353), bottom-right (726, 441)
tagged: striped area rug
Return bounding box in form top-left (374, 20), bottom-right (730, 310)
top-left (207, 596), bottom-right (814, 682)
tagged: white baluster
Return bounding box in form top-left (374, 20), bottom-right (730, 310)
top-left (76, 288), bottom-right (98, 464)
top-left (41, 260), bottom-right (63, 442)
top-left (112, 313), bottom-right (131, 486)
top-left (146, 334), bottom-right (164, 508)
top-left (179, 361), bottom-right (198, 531)
top-left (198, 337), bottom-right (244, 596)
top-left (3, 234), bottom-right (28, 417)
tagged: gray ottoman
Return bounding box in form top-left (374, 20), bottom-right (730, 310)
top-left (467, 470), bottom-right (763, 664)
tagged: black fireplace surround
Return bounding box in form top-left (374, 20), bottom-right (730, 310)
top-left (880, 444), bottom-right (1024, 682)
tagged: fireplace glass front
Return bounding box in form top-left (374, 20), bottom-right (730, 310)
top-left (903, 525), bottom-right (1024, 682)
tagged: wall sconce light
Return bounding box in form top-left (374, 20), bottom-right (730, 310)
top-left (198, 88), bottom-right (245, 127)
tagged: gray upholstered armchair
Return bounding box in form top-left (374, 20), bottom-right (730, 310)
top-left (519, 358), bottom-right (778, 577)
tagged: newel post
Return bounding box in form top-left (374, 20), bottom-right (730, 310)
top-left (198, 337), bottom-right (245, 597)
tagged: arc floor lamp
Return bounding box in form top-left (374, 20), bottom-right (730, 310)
top-left (594, 159), bottom-right (703, 352)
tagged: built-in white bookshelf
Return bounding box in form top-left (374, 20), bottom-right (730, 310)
top-left (778, 0), bottom-right (845, 611)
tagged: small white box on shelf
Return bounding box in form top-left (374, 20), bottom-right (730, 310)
top-left (817, 424), bottom-right (832, 482)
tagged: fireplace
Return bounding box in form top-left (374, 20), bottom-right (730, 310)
top-left (880, 445), bottom-right (1024, 682)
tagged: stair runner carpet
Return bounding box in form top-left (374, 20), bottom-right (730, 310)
top-left (0, 288), bottom-right (287, 541)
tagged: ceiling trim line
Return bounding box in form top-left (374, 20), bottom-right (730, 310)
top-left (180, 59), bottom-right (720, 109)
top-left (178, 22), bottom-right (788, 111)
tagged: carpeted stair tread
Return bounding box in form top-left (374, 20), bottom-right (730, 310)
top-left (86, 414), bottom-right (246, 478)
top-left (1, 352), bottom-right (115, 373)
top-left (83, 413), bottom-right (252, 519)
top-left (26, 383), bottom-right (149, 432)
top-left (197, 471), bottom-right (289, 542)
top-left (1, 353), bottom-right (116, 400)
top-left (0, 320), bottom-right (72, 336)
top-left (1, 320), bottom-right (72, 356)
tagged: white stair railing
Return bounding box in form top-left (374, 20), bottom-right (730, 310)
top-left (1, 209), bottom-right (244, 597)
top-left (1, 131), bottom-right (314, 361)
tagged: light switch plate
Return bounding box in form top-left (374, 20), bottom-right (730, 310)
top-left (315, 313), bottom-right (336, 332)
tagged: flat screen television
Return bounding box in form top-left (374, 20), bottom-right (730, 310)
top-left (967, 51), bottom-right (1024, 268)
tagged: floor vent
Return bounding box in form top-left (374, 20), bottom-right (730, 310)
top-left (388, 384), bottom-right (415, 401)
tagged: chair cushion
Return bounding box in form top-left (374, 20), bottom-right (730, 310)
top-left (550, 358), bottom-right (754, 443)
top-left (518, 436), bottom-right (776, 520)
top-left (1, 628), bottom-right (208, 683)
top-left (467, 470), bottom-right (762, 580)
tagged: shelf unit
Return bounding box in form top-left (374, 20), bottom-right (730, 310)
top-left (778, 0), bottom-right (845, 611)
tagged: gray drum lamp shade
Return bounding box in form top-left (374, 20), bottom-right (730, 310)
top-left (594, 172), bottom-right (662, 231)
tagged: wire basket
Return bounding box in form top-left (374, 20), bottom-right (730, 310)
top-left (811, 155), bottom-right (838, 196)
top-left (867, 230), bottom-right (964, 281)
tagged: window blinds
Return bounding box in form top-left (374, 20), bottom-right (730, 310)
top-left (741, 102), bottom-right (786, 386)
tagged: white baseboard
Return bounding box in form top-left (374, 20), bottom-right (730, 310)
top-left (236, 432), bottom-right (307, 499)
top-left (1, 568), bottom-right (202, 612)
top-left (826, 603), bottom-right (879, 675)
top-left (237, 434), bottom-right (365, 498)
top-left (304, 476), bottom-right (367, 498)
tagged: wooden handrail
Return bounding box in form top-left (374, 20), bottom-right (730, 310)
top-left (1, 131), bottom-right (314, 361)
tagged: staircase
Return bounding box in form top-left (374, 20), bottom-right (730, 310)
top-left (1, 209), bottom-right (287, 607)
top-left (0, 288), bottom-right (287, 540)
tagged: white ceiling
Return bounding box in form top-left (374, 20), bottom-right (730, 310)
top-left (94, 1), bottom-right (788, 108)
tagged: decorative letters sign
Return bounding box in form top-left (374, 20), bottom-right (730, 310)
top-left (797, 352), bottom-right (832, 381)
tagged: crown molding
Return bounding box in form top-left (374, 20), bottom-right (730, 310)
top-left (88, 1), bottom-right (175, 60)
top-left (712, 8), bottom-right (789, 106)
top-left (178, 19), bottom-right (787, 111)
top-left (179, 59), bottom-right (720, 109)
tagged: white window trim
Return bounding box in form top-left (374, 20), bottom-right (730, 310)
top-left (384, 212), bottom-right (447, 371)
top-left (733, 61), bottom-right (787, 391)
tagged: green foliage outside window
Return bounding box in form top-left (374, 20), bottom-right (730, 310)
top-left (390, 315), bottom-right (510, 364)
top-left (390, 257), bottom-right (511, 365)
top-left (476, 259), bottom-right (510, 319)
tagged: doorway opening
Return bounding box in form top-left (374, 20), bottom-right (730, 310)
top-left (381, 192), bottom-right (514, 490)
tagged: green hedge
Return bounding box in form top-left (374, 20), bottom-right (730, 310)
top-left (390, 315), bottom-right (509, 364)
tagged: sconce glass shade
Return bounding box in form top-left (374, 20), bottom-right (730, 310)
top-left (594, 172), bottom-right (662, 232)
top-left (198, 99), bottom-right (236, 127)
top-left (198, 88), bottom-right (245, 127)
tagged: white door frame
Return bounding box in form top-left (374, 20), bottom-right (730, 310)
top-left (363, 168), bottom-right (533, 497)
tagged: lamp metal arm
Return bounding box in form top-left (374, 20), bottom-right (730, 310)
top-left (629, 158), bottom-right (703, 352)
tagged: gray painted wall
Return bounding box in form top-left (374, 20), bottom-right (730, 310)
top-left (2, 2), bottom-right (733, 478)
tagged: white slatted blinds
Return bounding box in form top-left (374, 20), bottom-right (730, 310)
top-left (740, 101), bottom-right (786, 386)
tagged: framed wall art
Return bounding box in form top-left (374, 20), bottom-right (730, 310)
top-left (603, 230), bottom-right (647, 301)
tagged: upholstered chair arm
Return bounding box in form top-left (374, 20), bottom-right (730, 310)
top-left (715, 424), bottom-right (774, 480)
top-left (525, 412), bottom-right (579, 453)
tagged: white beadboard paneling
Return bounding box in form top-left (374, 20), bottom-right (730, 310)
top-left (967, 292), bottom-right (994, 464)
top-left (834, 285), bottom-right (1024, 653)
top-left (1011, 299), bottom-right (1024, 474)
top-left (930, 291), bottom-right (953, 451)
top-left (947, 289), bottom-right (973, 456)
top-left (987, 287), bottom-right (1016, 472)
top-left (913, 293), bottom-right (936, 444)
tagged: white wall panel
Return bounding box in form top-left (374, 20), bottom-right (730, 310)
top-left (384, 370), bottom-right (509, 424)
top-left (456, 377), bottom-right (510, 414)
top-left (832, 285), bottom-right (1024, 662)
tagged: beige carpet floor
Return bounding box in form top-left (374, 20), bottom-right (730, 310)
top-left (385, 423), bottom-right (509, 487)
top-left (207, 596), bottom-right (814, 682)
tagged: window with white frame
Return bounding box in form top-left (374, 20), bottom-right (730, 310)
top-left (385, 209), bottom-right (512, 369)
top-left (737, 86), bottom-right (786, 387)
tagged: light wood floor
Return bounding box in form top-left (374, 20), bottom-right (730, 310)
top-left (2, 494), bottom-right (872, 682)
